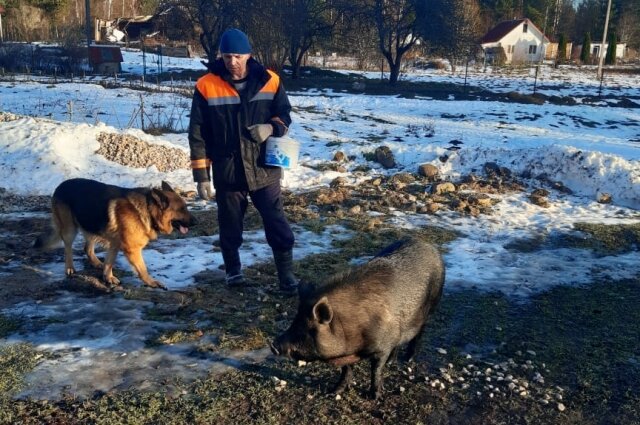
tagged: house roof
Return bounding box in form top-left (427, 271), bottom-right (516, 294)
top-left (480, 18), bottom-right (549, 44)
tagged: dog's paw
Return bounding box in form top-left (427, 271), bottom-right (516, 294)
top-left (104, 275), bottom-right (120, 286)
top-left (145, 280), bottom-right (167, 290)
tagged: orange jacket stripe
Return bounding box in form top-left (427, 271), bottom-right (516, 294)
top-left (249, 70), bottom-right (280, 102)
top-left (191, 158), bottom-right (211, 169)
top-left (196, 73), bottom-right (239, 100)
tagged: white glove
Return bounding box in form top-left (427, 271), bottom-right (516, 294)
top-left (197, 181), bottom-right (213, 200)
top-left (247, 124), bottom-right (273, 143)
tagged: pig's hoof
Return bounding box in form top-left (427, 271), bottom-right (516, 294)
top-left (369, 387), bottom-right (384, 400)
top-left (331, 382), bottom-right (350, 394)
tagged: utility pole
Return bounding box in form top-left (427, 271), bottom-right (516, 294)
top-left (597, 0), bottom-right (612, 79)
top-left (85, 0), bottom-right (92, 47)
top-left (533, 7), bottom-right (549, 95)
top-left (0, 6), bottom-right (4, 43)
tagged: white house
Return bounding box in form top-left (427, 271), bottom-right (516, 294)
top-left (587, 42), bottom-right (627, 59)
top-left (481, 18), bottom-right (550, 64)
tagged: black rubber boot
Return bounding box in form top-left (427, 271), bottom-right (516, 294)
top-left (222, 249), bottom-right (245, 286)
top-left (272, 249), bottom-right (298, 294)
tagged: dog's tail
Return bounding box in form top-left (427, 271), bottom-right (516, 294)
top-left (33, 198), bottom-right (64, 250)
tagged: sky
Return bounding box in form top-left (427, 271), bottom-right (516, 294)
top-left (0, 49), bottom-right (639, 398)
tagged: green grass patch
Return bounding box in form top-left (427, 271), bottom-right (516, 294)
top-left (0, 343), bottom-right (41, 402)
top-left (0, 314), bottom-right (20, 337)
top-left (506, 222), bottom-right (640, 255)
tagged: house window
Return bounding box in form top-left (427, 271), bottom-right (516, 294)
top-left (523, 23), bottom-right (528, 33)
top-left (529, 45), bottom-right (537, 54)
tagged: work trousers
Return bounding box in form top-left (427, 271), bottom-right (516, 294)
top-left (216, 181), bottom-right (295, 254)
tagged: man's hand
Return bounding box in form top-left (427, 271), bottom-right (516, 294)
top-left (197, 181), bottom-right (213, 200)
top-left (247, 124), bottom-right (273, 143)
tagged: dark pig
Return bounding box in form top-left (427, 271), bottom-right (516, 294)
top-left (271, 238), bottom-right (445, 399)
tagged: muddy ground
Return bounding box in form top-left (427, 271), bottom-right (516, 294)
top-left (1, 66), bottom-right (639, 423)
top-left (0, 184), bottom-right (639, 425)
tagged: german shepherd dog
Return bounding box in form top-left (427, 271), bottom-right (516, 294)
top-left (35, 178), bottom-right (196, 289)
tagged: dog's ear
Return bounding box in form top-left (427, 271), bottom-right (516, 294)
top-left (150, 189), bottom-right (170, 209)
top-left (161, 181), bottom-right (175, 193)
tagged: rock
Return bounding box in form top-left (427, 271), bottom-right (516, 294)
top-left (365, 218), bottom-right (383, 231)
top-left (390, 172), bottom-right (416, 184)
top-left (329, 177), bottom-right (348, 188)
top-left (468, 194), bottom-right (493, 207)
top-left (531, 188), bottom-right (549, 197)
top-left (418, 164), bottom-right (439, 180)
top-left (484, 162), bottom-right (512, 179)
top-left (529, 193), bottom-right (550, 208)
top-left (374, 146), bottom-right (396, 169)
top-left (0, 112), bottom-right (21, 122)
top-left (467, 206), bottom-right (481, 216)
top-left (597, 192), bottom-right (612, 204)
top-left (392, 181), bottom-right (407, 191)
top-left (450, 198), bottom-right (468, 211)
top-left (315, 188), bottom-right (348, 205)
top-left (96, 132), bottom-right (190, 172)
top-left (432, 182), bottom-right (456, 195)
top-left (333, 151), bottom-right (347, 162)
top-left (551, 181), bottom-right (573, 194)
top-left (349, 205), bottom-right (362, 214)
top-left (461, 174), bottom-right (478, 183)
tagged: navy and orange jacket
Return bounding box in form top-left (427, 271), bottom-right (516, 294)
top-left (188, 58), bottom-right (292, 191)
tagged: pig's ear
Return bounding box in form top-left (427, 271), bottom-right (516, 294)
top-left (312, 296), bottom-right (333, 325)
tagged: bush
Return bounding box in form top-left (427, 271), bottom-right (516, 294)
top-left (485, 46), bottom-right (507, 66)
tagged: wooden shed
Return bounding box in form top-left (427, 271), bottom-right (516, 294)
top-left (88, 45), bottom-right (123, 74)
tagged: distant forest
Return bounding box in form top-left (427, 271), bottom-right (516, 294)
top-left (1, 1), bottom-right (638, 80)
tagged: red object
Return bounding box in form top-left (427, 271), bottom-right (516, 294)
top-left (88, 45), bottom-right (123, 65)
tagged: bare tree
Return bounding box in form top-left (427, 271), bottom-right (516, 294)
top-left (417, 0), bottom-right (483, 73)
top-left (282, 0), bottom-right (340, 78)
top-left (236, 0), bottom-right (288, 71)
top-left (448, 0), bottom-right (483, 72)
top-left (361, 0), bottom-right (419, 84)
top-left (617, 2), bottom-right (640, 49)
top-left (195, 0), bottom-right (239, 61)
top-left (334, 7), bottom-right (380, 70)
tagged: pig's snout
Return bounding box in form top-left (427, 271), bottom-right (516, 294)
top-left (271, 338), bottom-right (293, 358)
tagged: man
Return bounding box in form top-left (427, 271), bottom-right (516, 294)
top-left (188, 28), bottom-right (297, 293)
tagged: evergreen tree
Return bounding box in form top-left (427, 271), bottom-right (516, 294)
top-left (557, 33), bottom-right (567, 63)
top-left (580, 31), bottom-right (591, 63)
top-left (605, 31), bottom-right (616, 65)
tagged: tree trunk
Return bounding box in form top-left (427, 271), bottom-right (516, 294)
top-left (388, 60), bottom-right (401, 85)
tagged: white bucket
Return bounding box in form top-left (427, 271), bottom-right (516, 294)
top-left (264, 136), bottom-right (300, 169)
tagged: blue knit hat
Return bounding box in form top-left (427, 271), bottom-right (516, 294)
top-left (219, 29), bottom-right (252, 54)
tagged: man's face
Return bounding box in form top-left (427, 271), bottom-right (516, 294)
top-left (222, 53), bottom-right (251, 79)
